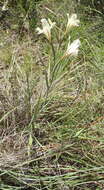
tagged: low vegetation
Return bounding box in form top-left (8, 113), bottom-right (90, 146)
top-left (0, 0), bottom-right (104, 189)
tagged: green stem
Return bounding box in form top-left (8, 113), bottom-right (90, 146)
top-left (50, 41), bottom-right (56, 64)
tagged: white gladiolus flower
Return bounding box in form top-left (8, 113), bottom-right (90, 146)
top-left (66, 14), bottom-right (80, 32)
top-left (36, 18), bottom-right (55, 41)
top-left (65, 39), bottom-right (81, 57)
top-left (2, 0), bottom-right (8, 11)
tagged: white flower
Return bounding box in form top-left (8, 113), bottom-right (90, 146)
top-left (2, 0), bottom-right (8, 11)
top-left (66, 14), bottom-right (80, 32)
top-left (65, 38), bottom-right (81, 57)
top-left (36, 18), bottom-right (55, 41)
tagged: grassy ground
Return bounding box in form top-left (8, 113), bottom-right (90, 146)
top-left (0, 0), bottom-right (104, 189)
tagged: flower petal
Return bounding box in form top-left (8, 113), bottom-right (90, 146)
top-left (36, 27), bottom-right (43, 34)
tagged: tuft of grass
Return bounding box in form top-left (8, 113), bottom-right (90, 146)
top-left (0, 0), bottom-right (104, 189)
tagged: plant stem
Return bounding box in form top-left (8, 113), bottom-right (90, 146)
top-left (49, 41), bottom-right (56, 65)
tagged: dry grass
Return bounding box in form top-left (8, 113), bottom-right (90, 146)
top-left (0, 0), bottom-right (104, 189)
